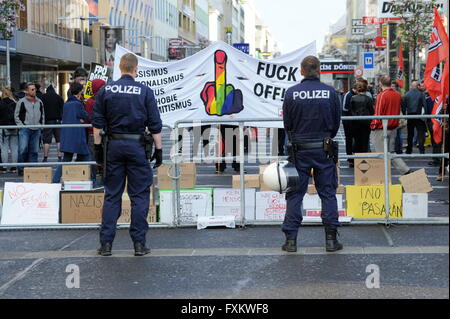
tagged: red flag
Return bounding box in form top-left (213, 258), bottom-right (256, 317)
top-left (396, 43), bottom-right (404, 88)
top-left (431, 59), bottom-right (449, 144)
top-left (424, 8), bottom-right (449, 101)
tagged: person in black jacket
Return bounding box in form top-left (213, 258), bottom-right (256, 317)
top-left (41, 85), bottom-right (64, 162)
top-left (403, 81), bottom-right (427, 154)
top-left (349, 81), bottom-right (374, 154)
top-left (0, 88), bottom-right (19, 173)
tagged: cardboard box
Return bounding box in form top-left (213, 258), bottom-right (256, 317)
top-left (60, 191), bottom-right (155, 224)
top-left (24, 167), bottom-right (52, 183)
top-left (118, 193), bottom-right (157, 223)
top-left (354, 153), bottom-right (391, 186)
top-left (308, 184), bottom-right (345, 194)
top-left (157, 163), bottom-right (196, 190)
top-left (232, 174), bottom-right (260, 189)
top-left (403, 193), bottom-right (428, 219)
top-left (62, 165), bottom-right (91, 182)
top-left (303, 194), bottom-right (344, 210)
top-left (64, 181), bottom-right (93, 191)
top-left (399, 169), bottom-right (433, 193)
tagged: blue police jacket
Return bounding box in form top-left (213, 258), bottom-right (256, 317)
top-left (92, 74), bottom-right (162, 134)
top-left (60, 96), bottom-right (90, 155)
top-left (282, 76), bottom-right (341, 143)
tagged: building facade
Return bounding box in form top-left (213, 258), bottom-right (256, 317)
top-left (1, 0), bottom-right (99, 95)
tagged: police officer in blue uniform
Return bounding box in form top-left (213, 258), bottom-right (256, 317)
top-left (93, 53), bottom-right (163, 256)
top-left (281, 56), bottom-right (343, 253)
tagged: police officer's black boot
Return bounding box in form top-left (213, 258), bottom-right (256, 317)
top-left (282, 238), bottom-right (297, 253)
top-left (134, 242), bottom-right (151, 256)
top-left (97, 242), bottom-right (112, 256)
top-left (324, 227), bottom-right (343, 252)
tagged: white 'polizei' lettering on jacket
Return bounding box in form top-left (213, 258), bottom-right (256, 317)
top-left (105, 85), bottom-right (142, 95)
top-left (292, 90), bottom-right (330, 100)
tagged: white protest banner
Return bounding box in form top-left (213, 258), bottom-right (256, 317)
top-left (1, 182), bottom-right (61, 225)
top-left (113, 41), bottom-right (316, 128)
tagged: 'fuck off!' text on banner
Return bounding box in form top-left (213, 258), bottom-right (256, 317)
top-left (113, 41), bottom-right (316, 128)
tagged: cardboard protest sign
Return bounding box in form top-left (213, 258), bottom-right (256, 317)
top-left (159, 189), bottom-right (213, 225)
top-left (1, 182), bottom-right (61, 225)
top-left (346, 185), bottom-right (403, 219)
top-left (84, 63), bottom-right (109, 99)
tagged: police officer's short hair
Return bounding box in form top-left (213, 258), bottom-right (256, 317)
top-left (301, 56), bottom-right (321, 77)
top-left (69, 82), bottom-right (83, 96)
top-left (120, 53), bottom-right (139, 73)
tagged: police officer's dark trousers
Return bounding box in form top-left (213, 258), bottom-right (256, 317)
top-left (100, 139), bottom-right (152, 245)
top-left (282, 148), bottom-right (340, 239)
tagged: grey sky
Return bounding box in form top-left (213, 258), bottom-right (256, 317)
top-left (254, 0), bottom-right (347, 54)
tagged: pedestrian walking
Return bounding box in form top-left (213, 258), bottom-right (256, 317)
top-left (370, 76), bottom-right (412, 175)
top-left (14, 83), bottom-right (45, 176)
top-left (281, 56), bottom-right (343, 253)
top-left (342, 83), bottom-right (357, 167)
top-left (52, 83), bottom-right (91, 183)
top-left (41, 85), bottom-right (64, 162)
top-left (0, 88), bottom-right (19, 173)
top-left (403, 81), bottom-right (427, 154)
top-left (93, 53), bottom-right (163, 256)
top-left (349, 81), bottom-right (374, 154)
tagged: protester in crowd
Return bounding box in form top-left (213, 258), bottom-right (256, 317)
top-left (35, 83), bottom-right (44, 100)
top-left (52, 83), bottom-right (90, 183)
top-left (84, 79), bottom-right (106, 182)
top-left (349, 81), bottom-right (374, 154)
top-left (437, 98), bottom-right (449, 182)
top-left (0, 88), bottom-right (19, 173)
top-left (370, 76), bottom-right (412, 175)
top-left (391, 81), bottom-right (405, 154)
top-left (403, 81), bottom-right (427, 154)
top-left (14, 83), bottom-right (45, 176)
top-left (14, 82), bottom-right (27, 100)
top-left (41, 85), bottom-right (64, 162)
top-left (421, 82), bottom-right (441, 166)
top-left (342, 83), bottom-right (357, 167)
top-left (68, 67), bottom-right (88, 98)
top-left (357, 78), bottom-right (373, 100)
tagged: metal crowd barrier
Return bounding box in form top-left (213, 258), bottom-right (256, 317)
top-left (0, 115), bottom-right (448, 230)
top-left (173, 114), bottom-right (449, 228)
top-left (0, 123), bottom-right (173, 230)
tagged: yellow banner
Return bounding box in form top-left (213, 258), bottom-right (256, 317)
top-left (346, 185), bottom-right (403, 219)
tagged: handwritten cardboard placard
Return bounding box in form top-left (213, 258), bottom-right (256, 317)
top-left (255, 192), bottom-right (286, 221)
top-left (213, 188), bottom-right (256, 220)
top-left (346, 185), bottom-right (403, 219)
top-left (159, 189), bottom-right (213, 225)
top-left (1, 182), bottom-right (61, 225)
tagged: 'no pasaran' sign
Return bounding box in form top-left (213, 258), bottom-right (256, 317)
top-left (346, 185), bottom-right (403, 219)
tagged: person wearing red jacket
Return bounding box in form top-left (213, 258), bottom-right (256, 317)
top-left (370, 76), bottom-right (412, 175)
top-left (85, 79), bottom-right (106, 135)
top-left (85, 79), bottom-right (106, 184)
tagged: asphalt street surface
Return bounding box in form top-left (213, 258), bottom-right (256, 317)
top-left (0, 225), bottom-right (448, 299)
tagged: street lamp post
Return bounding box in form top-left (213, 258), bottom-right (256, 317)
top-left (58, 16), bottom-right (105, 68)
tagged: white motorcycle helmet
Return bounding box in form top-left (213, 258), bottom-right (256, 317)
top-left (263, 161), bottom-right (300, 194)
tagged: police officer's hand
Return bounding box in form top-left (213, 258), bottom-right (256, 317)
top-left (151, 148), bottom-right (163, 168)
top-left (94, 144), bottom-right (104, 165)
